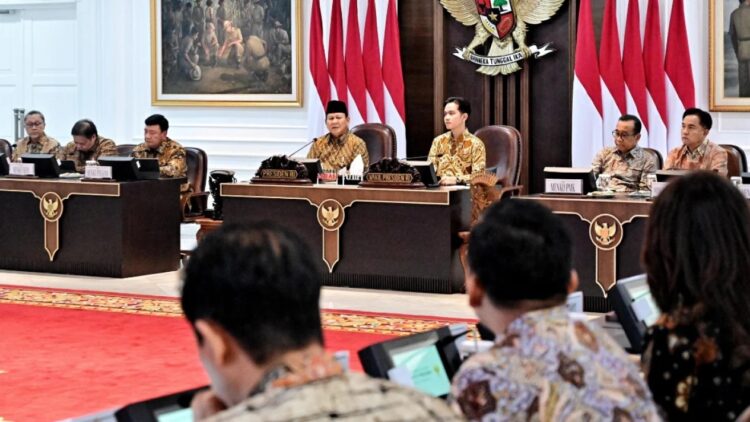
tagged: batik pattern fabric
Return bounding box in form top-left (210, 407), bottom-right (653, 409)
top-left (664, 140), bottom-right (728, 176)
top-left (205, 350), bottom-right (461, 421)
top-left (591, 146), bottom-right (658, 191)
top-left (132, 137), bottom-right (190, 194)
top-left (307, 131), bottom-right (369, 172)
top-left (12, 135), bottom-right (60, 162)
top-left (642, 314), bottom-right (750, 421)
top-left (57, 137), bottom-right (118, 172)
top-left (428, 131), bottom-right (486, 182)
top-left (450, 305), bottom-right (660, 421)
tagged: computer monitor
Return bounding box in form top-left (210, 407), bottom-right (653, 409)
top-left (655, 169), bottom-right (689, 182)
top-left (20, 153), bottom-right (60, 178)
top-left (60, 160), bottom-right (77, 173)
top-left (740, 172), bottom-right (750, 184)
top-left (97, 157), bottom-right (160, 181)
top-left (114, 386), bottom-right (205, 422)
top-left (0, 153), bottom-right (9, 176)
top-left (357, 325), bottom-right (463, 398)
top-left (404, 160), bottom-right (439, 187)
top-left (543, 167), bottom-right (596, 194)
top-left (609, 274), bottom-right (661, 353)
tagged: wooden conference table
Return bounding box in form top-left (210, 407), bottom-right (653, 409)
top-left (523, 194), bottom-right (652, 312)
top-left (221, 183), bottom-right (471, 293)
top-left (0, 177), bottom-right (182, 277)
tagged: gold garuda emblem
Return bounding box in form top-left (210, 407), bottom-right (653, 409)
top-left (594, 221), bottom-right (617, 246)
top-left (321, 206), bottom-right (340, 228)
top-left (440, 0), bottom-right (564, 75)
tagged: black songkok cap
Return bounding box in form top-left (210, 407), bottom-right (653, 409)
top-left (325, 100), bottom-right (348, 116)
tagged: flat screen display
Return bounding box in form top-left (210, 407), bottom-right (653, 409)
top-left (389, 344), bottom-right (452, 397)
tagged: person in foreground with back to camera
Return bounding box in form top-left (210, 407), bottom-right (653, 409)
top-left (450, 199), bottom-right (659, 421)
top-left (641, 171), bottom-right (750, 420)
top-left (306, 100), bottom-right (369, 172)
top-left (591, 114), bottom-right (658, 192)
top-left (182, 222), bottom-right (461, 421)
top-left (428, 97), bottom-right (486, 186)
top-left (664, 108), bottom-right (728, 176)
top-left (12, 110), bottom-right (60, 161)
top-left (57, 119), bottom-right (118, 173)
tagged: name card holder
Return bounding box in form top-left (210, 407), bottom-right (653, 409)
top-left (9, 162), bottom-right (35, 177)
top-left (545, 178), bottom-right (583, 194)
top-left (84, 165), bottom-right (113, 180)
top-left (651, 181), bottom-right (667, 198)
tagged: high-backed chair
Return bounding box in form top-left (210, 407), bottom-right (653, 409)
top-left (641, 147), bottom-right (664, 170)
top-left (350, 123), bottom-right (397, 164)
top-left (117, 144), bottom-right (136, 157)
top-left (183, 147), bottom-right (209, 222)
top-left (720, 144), bottom-right (748, 178)
top-left (474, 125), bottom-right (522, 186)
top-left (0, 139), bottom-right (12, 160)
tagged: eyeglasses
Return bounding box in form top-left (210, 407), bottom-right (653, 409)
top-left (25, 122), bottom-right (44, 128)
top-left (611, 130), bottom-right (635, 139)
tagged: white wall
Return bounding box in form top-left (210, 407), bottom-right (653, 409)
top-left (0, 0), bottom-right (747, 166)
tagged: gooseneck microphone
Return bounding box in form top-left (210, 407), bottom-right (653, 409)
top-left (287, 138), bottom-right (317, 158)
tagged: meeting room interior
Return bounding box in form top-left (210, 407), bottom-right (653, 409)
top-left (2, 0), bottom-right (750, 420)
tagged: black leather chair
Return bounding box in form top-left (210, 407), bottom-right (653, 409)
top-left (0, 139), bottom-right (12, 160)
top-left (350, 123), bottom-right (397, 164)
top-left (117, 144), bottom-right (136, 157)
top-left (641, 147), bottom-right (664, 170)
top-left (474, 125), bottom-right (523, 187)
top-left (183, 147), bottom-right (209, 222)
top-left (720, 144), bottom-right (748, 178)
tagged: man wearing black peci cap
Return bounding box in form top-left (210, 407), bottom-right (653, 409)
top-left (307, 100), bottom-right (369, 172)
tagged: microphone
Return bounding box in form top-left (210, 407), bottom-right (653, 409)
top-left (402, 154), bottom-right (443, 161)
top-left (287, 138), bottom-right (317, 158)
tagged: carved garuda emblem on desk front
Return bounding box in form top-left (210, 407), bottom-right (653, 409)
top-left (440, 0), bottom-right (564, 75)
top-left (39, 192), bottom-right (63, 222)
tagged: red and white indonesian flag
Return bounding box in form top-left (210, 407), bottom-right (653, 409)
top-left (571, 0), bottom-right (697, 166)
top-left (307, 0), bottom-right (406, 158)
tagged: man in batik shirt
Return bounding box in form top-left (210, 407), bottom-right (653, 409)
top-left (57, 119), bottom-right (118, 172)
top-left (428, 97), bottom-right (485, 185)
top-left (12, 110), bottom-right (60, 161)
top-left (307, 100), bottom-right (369, 172)
top-left (591, 114), bottom-right (657, 192)
top-left (450, 199), bottom-right (660, 421)
top-left (182, 223), bottom-right (460, 421)
top-left (132, 114), bottom-right (189, 199)
top-left (665, 108), bottom-right (727, 176)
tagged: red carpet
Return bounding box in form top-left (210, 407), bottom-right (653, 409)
top-left (0, 286), bottom-right (475, 421)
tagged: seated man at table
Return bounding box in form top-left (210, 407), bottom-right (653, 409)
top-left (665, 107), bottom-right (728, 176)
top-left (307, 100), bottom-right (369, 172)
top-left (57, 119), bottom-right (118, 172)
top-left (132, 114), bottom-right (190, 199)
top-left (450, 199), bottom-right (660, 421)
top-left (428, 97), bottom-right (486, 185)
top-left (182, 223), bottom-right (459, 420)
top-left (591, 114), bottom-right (657, 192)
top-left (12, 110), bottom-right (60, 161)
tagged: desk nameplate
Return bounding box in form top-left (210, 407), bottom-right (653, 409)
top-left (0, 179), bottom-right (120, 261)
top-left (221, 184), bottom-right (458, 271)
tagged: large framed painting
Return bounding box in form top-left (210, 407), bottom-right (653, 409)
top-left (150, 0), bottom-right (302, 107)
top-left (710, 0), bottom-right (750, 111)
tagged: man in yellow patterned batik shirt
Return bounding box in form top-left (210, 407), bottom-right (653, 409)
top-left (307, 100), bottom-right (369, 172)
top-left (132, 114), bottom-right (190, 202)
top-left (57, 119), bottom-right (118, 173)
top-left (429, 97), bottom-right (486, 185)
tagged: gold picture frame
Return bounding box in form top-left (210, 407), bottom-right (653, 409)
top-left (150, 0), bottom-right (302, 107)
top-left (710, 0), bottom-right (750, 111)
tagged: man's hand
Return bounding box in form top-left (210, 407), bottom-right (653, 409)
top-left (191, 389), bottom-right (228, 420)
top-left (439, 176), bottom-right (457, 186)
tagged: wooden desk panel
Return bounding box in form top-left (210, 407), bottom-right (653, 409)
top-left (522, 195), bottom-right (651, 312)
top-left (0, 178), bottom-right (182, 277)
top-left (221, 184), bottom-right (471, 293)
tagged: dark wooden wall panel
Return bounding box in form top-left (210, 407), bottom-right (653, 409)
top-left (400, 0), bottom-right (577, 192)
